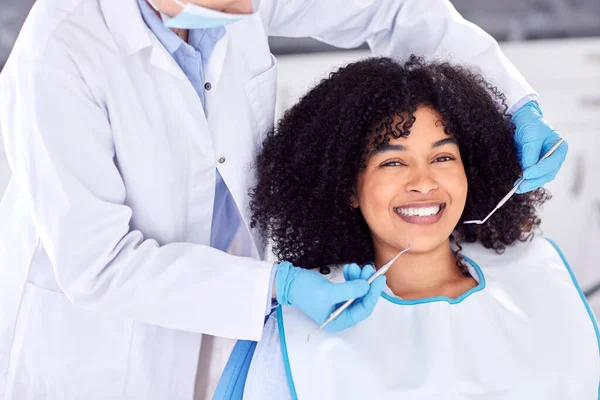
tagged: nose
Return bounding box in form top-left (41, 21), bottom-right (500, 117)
top-left (405, 167), bottom-right (439, 195)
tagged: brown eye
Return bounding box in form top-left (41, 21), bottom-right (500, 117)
top-left (381, 161), bottom-right (406, 167)
top-left (434, 156), bottom-right (455, 163)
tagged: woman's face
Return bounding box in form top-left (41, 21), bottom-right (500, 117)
top-left (354, 106), bottom-right (468, 256)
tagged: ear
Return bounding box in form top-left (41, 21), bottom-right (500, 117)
top-left (349, 194), bottom-right (359, 209)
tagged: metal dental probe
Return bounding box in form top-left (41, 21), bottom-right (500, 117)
top-left (463, 138), bottom-right (565, 225)
top-left (307, 243), bottom-right (411, 341)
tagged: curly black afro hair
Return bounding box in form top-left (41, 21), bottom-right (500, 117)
top-left (250, 56), bottom-right (549, 269)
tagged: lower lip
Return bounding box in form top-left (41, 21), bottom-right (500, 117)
top-left (396, 207), bottom-right (445, 225)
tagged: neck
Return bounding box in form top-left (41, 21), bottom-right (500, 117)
top-left (150, 7), bottom-right (189, 41)
top-left (373, 239), bottom-right (473, 299)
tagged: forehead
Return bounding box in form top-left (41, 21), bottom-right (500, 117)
top-left (396, 107), bottom-right (446, 142)
top-left (370, 106), bottom-right (451, 149)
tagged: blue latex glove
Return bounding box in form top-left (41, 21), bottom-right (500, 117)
top-left (276, 262), bottom-right (386, 332)
top-left (512, 101), bottom-right (568, 194)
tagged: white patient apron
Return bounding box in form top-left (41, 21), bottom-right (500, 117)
top-left (277, 238), bottom-right (600, 400)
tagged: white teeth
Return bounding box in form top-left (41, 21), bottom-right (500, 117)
top-left (396, 205), bottom-right (442, 217)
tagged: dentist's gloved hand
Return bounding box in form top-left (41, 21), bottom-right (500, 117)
top-left (276, 261), bottom-right (386, 332)
top-left (512, 101), bottom-right (568, 194)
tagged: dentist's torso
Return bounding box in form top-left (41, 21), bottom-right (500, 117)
top-left (0, 0), bottom-right (276, 398)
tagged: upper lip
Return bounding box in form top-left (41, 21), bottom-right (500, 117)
top-left (394, 202), bottom-right (445, 209)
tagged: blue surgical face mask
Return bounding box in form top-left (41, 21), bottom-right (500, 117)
top-left (147, 0), bottom-right (251, 30)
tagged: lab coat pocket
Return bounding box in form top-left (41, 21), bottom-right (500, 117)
top-left (7, 282), bottom-right (133, 400)
top-left (244, 54), bottom-right (278, 140)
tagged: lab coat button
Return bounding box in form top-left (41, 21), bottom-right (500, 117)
top-left (204, 82), bottom-right (212, 91)
top-left (218, 157), bottom-right (226, 164)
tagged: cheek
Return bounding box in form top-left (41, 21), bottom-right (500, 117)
top-left (446, 168), bottom-right (468, 209)
top-left (356, 175), bottom-right (397, 222)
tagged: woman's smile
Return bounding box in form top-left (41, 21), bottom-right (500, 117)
top-left (394, 202), bottom-right (446, 225)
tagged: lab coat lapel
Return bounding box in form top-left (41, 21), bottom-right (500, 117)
top-left (148, 36), bottom-right (189, 81)
top-left (100, 0), bottom-right (153, 56)
top-left (100, 0), bottom-right (187, 80)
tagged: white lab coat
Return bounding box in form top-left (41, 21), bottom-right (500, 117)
top-left (0, 0), bottom-right (535, 398)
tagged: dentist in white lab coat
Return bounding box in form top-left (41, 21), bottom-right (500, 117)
top-left (0, 0), bottom-right (567, 399)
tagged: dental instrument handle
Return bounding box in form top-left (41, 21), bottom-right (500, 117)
top-left (495, 177), bottom-right (524, 211)
top-left (311, 298), bottom-right (357, 337)
top-left (496, 138), bottom-right (563, 210)
top-left (310, 246), bottom-right (411, 338)
top-left (538, 138), bottom-right (565, 164)
top-left (366, 263), bottom-right (390, 285)
top-left (313, 266), bottom-right (396, 335)
top-left (464, 138), bottom-right (565, 225)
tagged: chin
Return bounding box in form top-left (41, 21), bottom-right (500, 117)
top-left (392, 237), bottom-right (450, 255)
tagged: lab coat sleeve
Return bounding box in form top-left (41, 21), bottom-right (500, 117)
top-left (0, 57), bottom-right (273, 341)
top-left (259, 0), bottom-right (536, 110)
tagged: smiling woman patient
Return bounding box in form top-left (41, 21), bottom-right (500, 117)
top-left (242, 57), bottom-right (600, 399)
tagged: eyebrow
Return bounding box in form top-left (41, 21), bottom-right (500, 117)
top-left (432, 137), bottom-right (459, 148)
top-left (370, 136), bottom-right (458, 155)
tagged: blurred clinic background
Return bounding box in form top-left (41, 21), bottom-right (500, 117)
top-left (1, 1), bottom-right (599, 311)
